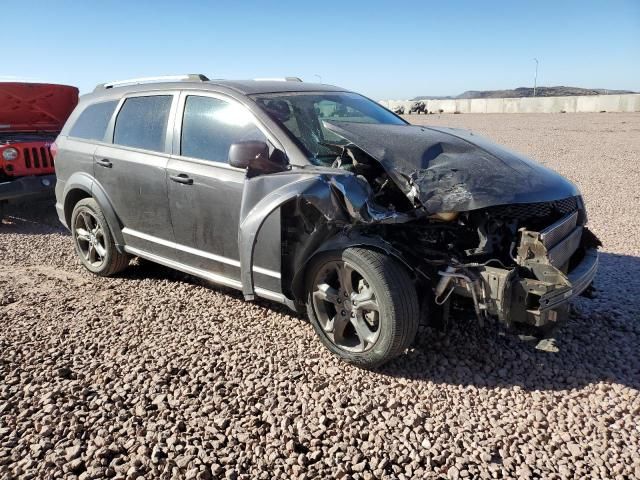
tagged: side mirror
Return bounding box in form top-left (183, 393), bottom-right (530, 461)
top-left (229, 141), bottom-right (287, 174)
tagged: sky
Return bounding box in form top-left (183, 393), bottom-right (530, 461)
top-left (1, 0), bottom-right (638, 99)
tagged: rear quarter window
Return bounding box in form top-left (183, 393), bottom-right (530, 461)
top-left (113, 95), bottom-right (172, 152)
top-left (68, 100), bottom-right (119, 141)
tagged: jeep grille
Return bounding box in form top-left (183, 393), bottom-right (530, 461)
top-left (22, 146), bottom-right (54, 170)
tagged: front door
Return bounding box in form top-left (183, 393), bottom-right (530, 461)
top-left (94, 93), bottom-right (177, 257)
top-left (166, 93), bottom-right (281, 291)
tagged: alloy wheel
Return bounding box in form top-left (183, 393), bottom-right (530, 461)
top-left (73, 208), bottom-right (107, 268)
top-left (311, 260), bottom-right (381, 352)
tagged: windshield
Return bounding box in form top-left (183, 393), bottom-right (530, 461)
top-left (253, 92), bottom-right (406, 165)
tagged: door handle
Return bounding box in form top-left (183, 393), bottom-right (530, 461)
top-left (169, 173), bottom-right (193, 185)
top-left (96, 158), bottom-right (112, 168)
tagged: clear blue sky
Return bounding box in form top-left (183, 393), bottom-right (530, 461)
top-left (2, 0), bottom-right (638, 98)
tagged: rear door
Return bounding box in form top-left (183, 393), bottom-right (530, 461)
top-left (166, 92), bottom-right (281, 291)
top-left (56, 99), bottom-right (120, 210)
top-left (94, 92), bottom-right (178, 257)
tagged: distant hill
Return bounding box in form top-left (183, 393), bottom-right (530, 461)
top-left (411, 86), bottom-right (636, 101)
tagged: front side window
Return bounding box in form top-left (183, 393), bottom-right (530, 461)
top-left (113, 95), bottom-right (172, 152)
top-left (253, 92), bottom-right (406, 165)
top-left (69, 100), bottom-right (119, 141)
top-left (181, 95), bottom-right (266, 163)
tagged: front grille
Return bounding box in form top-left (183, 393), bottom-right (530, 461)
top-left (548, 226), bottom-right (583, 267)
top-left (486, 197), bottom-right (578, 229)
top-left (22, 146), bottom-right (54, 170)
top-left (554, 197), bottom-right (579, 215)
top-left (540, 210), bottom-right (579, 249)
top-left (516, 204), bottom-right (584, 270)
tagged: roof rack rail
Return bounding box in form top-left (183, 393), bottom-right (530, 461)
top-left (94, 74), bottom-right (209, 91)
top-left (253, 77), bottom-right (303, 82)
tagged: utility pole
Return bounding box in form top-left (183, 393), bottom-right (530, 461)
top-left (533, 58), bottom-right (539, 97)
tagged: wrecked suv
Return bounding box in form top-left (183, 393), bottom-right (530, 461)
top-left (54, 75), bottom-right (599, 368)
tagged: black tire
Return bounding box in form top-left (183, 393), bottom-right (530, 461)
top-left (306, 247), bottom-right (419, 368)
top-left (70, 198), bottom-right (129, 276)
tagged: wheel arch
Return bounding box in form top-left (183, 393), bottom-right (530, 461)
top-left (63, 188), bottom-right (91, 227)
top-left (288, 232), bottom-right (415, 305)
top-left (63, 173), bottom-right (125, 249)
top-left (61, 172), bottom-right (94, 227)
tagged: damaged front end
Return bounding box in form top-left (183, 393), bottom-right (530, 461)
top-left (431, 201), bottom-right (600, 331)
top-left (238, 119), bottom-right (599, 343)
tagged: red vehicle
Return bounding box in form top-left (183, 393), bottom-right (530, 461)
top-left (0, 82), bottom-right (78, 207)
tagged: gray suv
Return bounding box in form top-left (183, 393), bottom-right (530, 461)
top-left (54, 74), bottom-right (599, 367)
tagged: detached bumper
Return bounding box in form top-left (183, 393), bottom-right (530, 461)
top-left (437, 207), bottom-right (600, 330)
top-left (0, 175), bottom-right (56, 203)
top-left (474, 247), bottom-right (598, 327)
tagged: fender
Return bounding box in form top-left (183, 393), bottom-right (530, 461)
top-left (238, 172), bottom-right (340, 300)
top-left (58, 172), bottom-right (94, 228)
top-left (61, 172), bottom-right (125, 249)
top-left (289, 231), bottom-right (414, 303)
top-left (238, 167), bottom-right (415, 300)
top-left (90, 181), bottom-right (125, 248)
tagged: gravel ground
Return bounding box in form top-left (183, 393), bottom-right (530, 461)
top-left (1, 113), bottom-right (639, 480)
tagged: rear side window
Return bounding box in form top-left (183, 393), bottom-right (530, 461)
top-left (68, 100), bottom-right (118, 141)
top-left (181, 95), bottom-right (266, 163)
top-left (113, 95), bottom-right (172, 152)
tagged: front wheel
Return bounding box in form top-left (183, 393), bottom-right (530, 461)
top-left (306, 248), bottom-right (419, 368)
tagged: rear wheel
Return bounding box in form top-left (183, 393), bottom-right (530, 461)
top-left (306, 248), bottom-right (419, 368)
top-left (71, 198), bottom-right (129, 276)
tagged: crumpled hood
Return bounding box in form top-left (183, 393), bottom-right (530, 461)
top-left (324, 121), bottom-right (579, 213)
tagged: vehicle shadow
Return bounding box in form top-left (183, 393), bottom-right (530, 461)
top-left (380, 251), bottom-right (640, 392)
top-left (0, 198), bottom-right (68, 235)
top-left (120, 259), bottom-right (302, 319)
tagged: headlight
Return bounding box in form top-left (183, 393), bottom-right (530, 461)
top-left (2, 148), bottom-right (18, 161)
